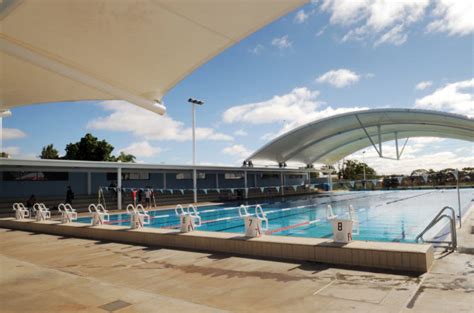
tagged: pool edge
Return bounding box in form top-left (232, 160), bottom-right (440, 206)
top-left (0, 218), bottom-right (433, 273)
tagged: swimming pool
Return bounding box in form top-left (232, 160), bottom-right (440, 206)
top-left (77, 189), bottom-right (473, 243)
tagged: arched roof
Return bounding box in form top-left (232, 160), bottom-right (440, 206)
top-left (0, 0), bottom-right (307, 115)
top-left (247, 109), bottom-right (474, 165)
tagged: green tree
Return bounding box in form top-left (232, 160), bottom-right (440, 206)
top-left (39, 144), bottom-right (60, 159)
top-left (63, 133), bottom-right (115, 161)
top-left (339, 159), bottom-right (376, 180)
top-left (114, 152), bottom-right (136, 163)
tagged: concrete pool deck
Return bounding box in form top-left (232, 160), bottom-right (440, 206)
top-left (0, 228), bottom-right (472, 313)
top-left (0, 218), bottom-right (433, 273)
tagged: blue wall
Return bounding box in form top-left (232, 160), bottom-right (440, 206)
top-left (1, 170), bottom-right (306, 198)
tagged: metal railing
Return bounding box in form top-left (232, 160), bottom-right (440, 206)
top-left (416, 206), bottom-right (457, 251)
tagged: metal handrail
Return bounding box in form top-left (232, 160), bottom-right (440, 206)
top-left (416, 206), bottom-right (457, 250)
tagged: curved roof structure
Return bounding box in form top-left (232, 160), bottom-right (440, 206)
top-left (0, 0), bottom-right (307, 115)
top-left (247, 109), bottom-right (474, 165)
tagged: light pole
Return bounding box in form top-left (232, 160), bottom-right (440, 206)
top-left (362, 150), bottom-right (366, 189)
top-left (188, 98), bottom-right (204, 204)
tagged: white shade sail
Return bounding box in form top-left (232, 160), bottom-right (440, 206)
top-left (0, 0), bottom-right (307, 114)
top-left (247, 109), bottom-right (474, 165)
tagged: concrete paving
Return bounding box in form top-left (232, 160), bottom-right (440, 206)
top-left (0, 229), bottom-right (472, 312)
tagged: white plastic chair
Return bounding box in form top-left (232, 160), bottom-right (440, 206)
top-left (58, 203), bottom-right (78, 223)
top-left (13, 203), bottom-right (30, 220)
top-left (33, 203), bottom-right (51, 221)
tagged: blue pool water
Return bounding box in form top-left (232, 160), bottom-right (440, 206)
top-left (77, 189), bottom-right (473, 243)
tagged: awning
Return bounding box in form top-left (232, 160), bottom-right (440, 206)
top-left (247, 109), bottom-right (474, 165)
top-left (0, 0), bottom-right (307, 114)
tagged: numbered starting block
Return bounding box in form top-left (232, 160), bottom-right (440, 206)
top-left (331, 219), bottom-right (354, 243)
top-left (329, 204), bottom-right (359, 243)
top-left (127, 204), bottom-right (151, 229)
top-left (239, 205), bottom-right (268, 237)
top-left (176, 205), bottom-right (201, 233)
top-left (88, 204), bottom-right (110, 226)
top-left (13, 203), bottom-right (30, 220)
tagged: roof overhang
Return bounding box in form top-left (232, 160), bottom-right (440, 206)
top-left (0, 158), bottom-right (309, 173)
top-left (0, 0), bottom-right (307, 114)
top-left (247, 109), bottom-right (474, 165)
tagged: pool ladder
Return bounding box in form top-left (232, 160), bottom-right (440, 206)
top-left (415, 206), bottom-right (457, 251)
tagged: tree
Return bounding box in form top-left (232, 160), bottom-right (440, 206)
top-left (39, 144), bottom-right (60, 159)
top-left (339, 159), bottom-right (376, 180)
top-left (63, 133), bottom-right (115, 161)
top-left (114, 152), bottom-right (136, 163)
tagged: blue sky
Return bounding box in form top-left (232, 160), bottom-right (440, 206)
top-left (3, 0), bottom-right (473, 174)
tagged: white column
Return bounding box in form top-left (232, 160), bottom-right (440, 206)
top-left (327, 171), bottom-right (333, 191)
top-left (192, 103), bottom-right (197, 204)
top-left (117, 167), bottom-right (122, 210)
top-left (87, 172), bottom-right (91, 195)
top-left (215, 173), bottom-right (219, 189)
top-left (0, 117), bottom-right (3, 155)
top-left (244, 170), bottom-right (248, 199)
top-left (280, 172), bottom-right (284, 196)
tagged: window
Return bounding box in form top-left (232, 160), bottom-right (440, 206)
top-left (124, 172), bottom-right (149, 180)
top-left (288, 174), bottom-right (303, 179)
top-left (176, 172), bottom-right (206, 180)
top-left (2, 171), bottom-right (68, 181)
top-left (225, 173), bottom-right (244, 180)
top-left (260, 174), bottom-right (279, 179)
top-left (106, 172), bottom-right (149, 181)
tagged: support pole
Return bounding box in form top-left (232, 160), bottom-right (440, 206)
top-left (327, 171), bottom-right (333, 191)
top-left (117, 167), bottom-right (122, 210)
top-left (244, 170), bottom-right (248, 199)
top-left (87, 172), bottom-right (91, 195)
top-left (215, 173), bottom-right (219, 189)
top-left (280, 172), bottom-right (285, 196)
top-left (377, 125), bottom-right (382, 157)
top-left (163, 172), bottom-right (167, 189)
top-left (192, 103), bottom-right (197, 204)
top-left (455, 169), bottom-right (462, 228)
top-left (395, 131), bottom-right (399, 160)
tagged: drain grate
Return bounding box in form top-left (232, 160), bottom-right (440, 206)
top-left (99, 300), bottom-right (132, 312)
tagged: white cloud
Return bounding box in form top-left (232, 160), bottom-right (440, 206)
top-left (120, 141), bottom-right (162, 158)
top-left (222, 144), bottom-right (252, 159)
top-left (2, 128), bottom-right (27, 140)
top-left (249, 44), bottom-right (264, 55)
top-left (294, 10), bottom-right (309, 23)
top-left (222, 87), bottom-right (368, 139)
top-left (234, 129), bottom-right (248, 136)
top-left (316, 26), bottom-right (327, 36)
top-left (414, 79), bottom-right (474, 117)
top-left (321, 0), bottom-right (429, 46)
top-left (316, 69), bottom-right (361, 88)
top-left (88, 100), bottom-right (233, 142)
top-left (427, 0), bottom-right (474, 36)
top-left (415, 80), bottom-right (433, 90)
top-left (271, 35), bottom-right (292, 49)
top-left (223, 87), bottom-right (322, 124)
top-left (3, 146), bottom-right (20, 156)
top-left (373, 24), bottom-right (408, 47)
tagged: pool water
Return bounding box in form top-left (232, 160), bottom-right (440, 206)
top-left (77, 189), bottom-right (473, 243)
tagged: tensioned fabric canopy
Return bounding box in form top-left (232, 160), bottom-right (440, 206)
top-left (0, 0), bottom-right (307, 114)
top-left (247, 109), bottom-right (474, 165)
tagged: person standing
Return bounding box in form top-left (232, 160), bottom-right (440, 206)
top-left (66, 186), bottom-right (74, 205)
top-left (145, 187), bottom-right (152, 208)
